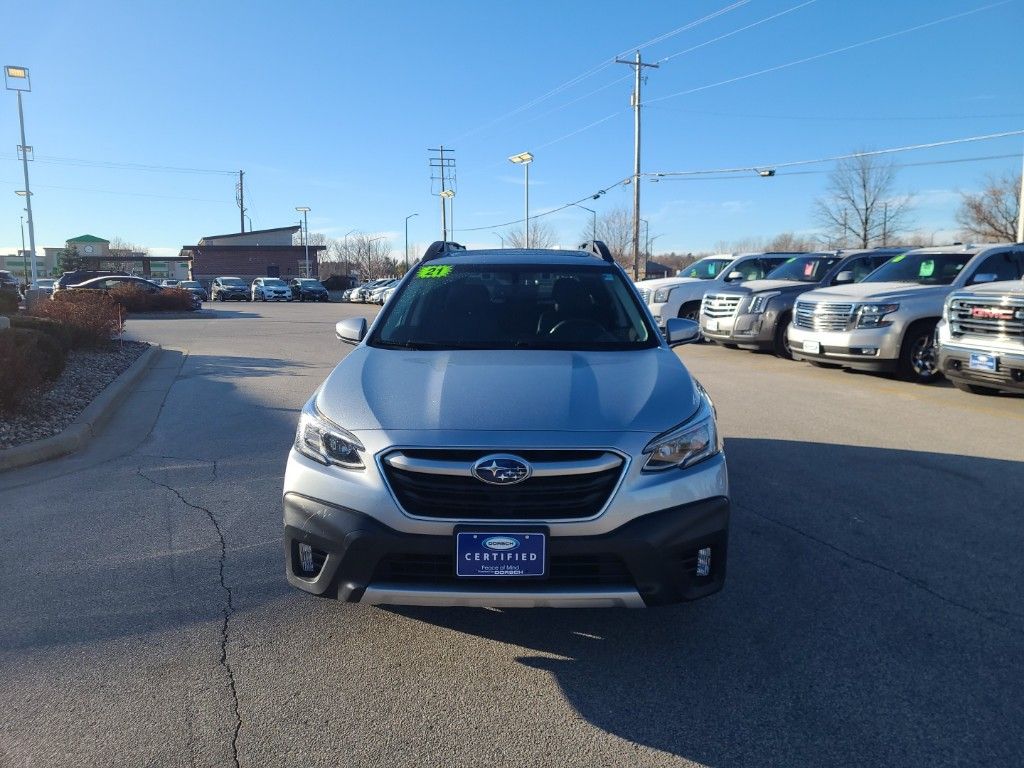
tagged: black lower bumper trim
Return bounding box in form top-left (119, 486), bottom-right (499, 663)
top-left (283, 494), bottom-right (730, 606)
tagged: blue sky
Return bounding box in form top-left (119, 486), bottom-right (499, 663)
top-left (2, 0), bottom-right (1022, 259)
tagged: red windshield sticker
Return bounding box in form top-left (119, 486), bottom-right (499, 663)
top-left (803, 262), bottom-right (815, 277)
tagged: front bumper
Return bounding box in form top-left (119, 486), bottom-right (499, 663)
top-left (938, 340), bottom-right (1024, 393)
top-left (701, 311), bottom-right (777, 348)
top-left (788, 324), bottom-right (901, 371)
top-left (283, 493), bottom-right (729, 607)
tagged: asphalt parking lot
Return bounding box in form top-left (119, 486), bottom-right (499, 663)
top-left (2, 301), bottom-right (1022, 768)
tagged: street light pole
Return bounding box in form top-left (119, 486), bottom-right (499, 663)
top-left (296, 206), bottom-right (311, 277)
top-left (508, 152), bottom-right (534, 248)
top-left (574, 204), bottom-right (597, 243)
top-left (493, 231), bottom-right (505, 248)
top-left (404, 213), bottom-right (419, 271)
top-left (19, 214), bottom-right (27, 286)
top-left (6, 66), bottom-right (37, 287)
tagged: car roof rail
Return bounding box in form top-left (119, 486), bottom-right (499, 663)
top-left (421, 240), bottom-right (467, 262)
top-left (579, 240), bottom-right (615, 264)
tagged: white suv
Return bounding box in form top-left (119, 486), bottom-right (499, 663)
top-left (252, 277), bottom-right (293, 302)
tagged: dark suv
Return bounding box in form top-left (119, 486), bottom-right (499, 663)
top-left (211, 276), bottom-right (250, 301)
top-left (700, 248), bottom-right (906, 358)
top-left (290, 278), bottom-right (330, 302)
top-left (54, 270), bottom-right (127, 293)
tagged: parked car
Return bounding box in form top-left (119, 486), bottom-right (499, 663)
top-left (700, 248), bottom-right (906, 358)
top-left (67, 275), bottom-right (203, 310)
top-left (368, 279), bottom-right (398, 304)
top-left (289, 277), bottom-right (330, 302)
top-left (283, 240), bottom-right (727, 609)
top-left (159, 279), bottom-right (180, 287)
top-left (340, 288), bottom-right (355, 302)
top-left (937, 279), bottom-right (1024, 395)
top-left (35, 278), bottom-right (55, 296)
top-left (641, 252), bottom-right (801, 329)
top-left (53, 270), bottom-right (127, 293)
top-left (211, 277), bottom-right (250, 302)
top-left (789, 243), bottom-right (1024, 383)
top-left (352, 279), bottom-right (391, 302)
top-left (379, 285), bottom-right (398, 304)
top-left (177, 280), bottom-right (208, 301)
top-left (252, 277), bottom-right (292, 302)
top-left (0, 270), bottom-right (22, 301)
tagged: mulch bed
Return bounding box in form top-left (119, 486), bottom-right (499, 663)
top-left (0, 341), bottom-right (149, 450)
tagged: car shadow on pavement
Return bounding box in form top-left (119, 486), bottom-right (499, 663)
top-left (389, 439), bottom-right (1024, 767)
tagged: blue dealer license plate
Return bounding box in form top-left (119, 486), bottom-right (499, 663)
top-left (969, 352), bottom-right (997, 372)
top-left (456, 532), bottom-right (546, 577)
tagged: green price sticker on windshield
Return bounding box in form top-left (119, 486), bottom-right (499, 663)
top-left (417, 265), bottom-right (453, 279)
top-left (919, 260), bottom-right (935, 278)
top-left (891, 254), bottom-right (906, 263)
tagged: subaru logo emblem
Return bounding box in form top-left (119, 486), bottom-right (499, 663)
top-left (471, 454), bottom-right (532, 486)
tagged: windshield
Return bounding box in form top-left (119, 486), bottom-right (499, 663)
top-left (180, 281), bottom-right (200, 288)
top-left (370, 263), bottom-right (657, 351)
top-left (863, 252), bottom-right (969, 286)
top-left (678, 258), bottom-right (732, 280)
top-left (297, 279), bottom-right (321, 285)
top-left (221, 278), bottom-right (245, 287)
top-left (263, 279), bottom-right (287, 287)
top-left (766, 255), bottom-right (843, 283)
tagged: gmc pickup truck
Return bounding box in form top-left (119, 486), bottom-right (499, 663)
top-left (789, 244), bottom-right (1024, 383)
top-left (937, 279), bottom-right (1024, 395)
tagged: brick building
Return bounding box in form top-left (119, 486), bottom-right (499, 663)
top-left (181, 226), bottom-right (327, 287)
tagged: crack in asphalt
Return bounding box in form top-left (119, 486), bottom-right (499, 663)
top-left (138, 467), bottom-right (242, 768)
top-left (735, 500), bottom-right (1024, 638)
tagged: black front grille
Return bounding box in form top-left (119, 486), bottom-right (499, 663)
top-left (382, 456), bottom-right (623, 520)
top-left (373, 553), bottom-right (631, 585)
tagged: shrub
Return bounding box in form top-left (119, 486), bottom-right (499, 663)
top-left (13, 327), bottom-right (65, 380)
top-left (8, 314), bottom-right (73, 351)
top-left (108, 284), bottom-right (195, 312)
top-left (0, 329), bottom-right (44, 413)
top-left (0, 291), bottom-right (18, 315)
top-left (33, 290), bottom-right (124, 347)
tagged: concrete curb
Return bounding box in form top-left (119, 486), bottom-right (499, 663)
top-left (0, 344), bottom-right (162, 472)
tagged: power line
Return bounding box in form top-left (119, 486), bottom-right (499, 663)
top-left (649, 129), bottom-right (1024, 177)
top-left (0, 154), bottom-right (236, 175)
top-left (457, 178), bottom-right (632, 233)
top-left (0, 177), bottom-right (235, 203)
top-left (450, 0), bottom-right (751, 143)
top-left (648, 1), bottom-right (1011, 105)
top-left (646, 106), bottom-right (1024, 122)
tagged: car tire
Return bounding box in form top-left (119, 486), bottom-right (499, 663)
top-left (218, 293), bottom-right (225, 302)
top-left (897, 320), bottom-right (941, 384)
top-left (678, 302), bottom-right (701, 322)
top-left (772, 313), bottom-right (793, 359)
top-left (952, 380), bottom-right (1002, 396)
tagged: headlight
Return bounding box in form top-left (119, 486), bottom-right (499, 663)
top-left (653, 287), bottom-right (673, 303)
top-left (294, 400), bottom-right (365, 469)
top-left (855, 303), bottom-right (899, 328)
top-left (642, 392), bottom-right (721, 472)
top-left (747, 292), bottom-right (779, 314)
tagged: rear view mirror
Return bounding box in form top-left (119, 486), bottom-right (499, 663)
top-left (971, 273), bottom-right (998, 285)
top-left (336, 317), bottom-right (368, 344)
top-left (665, 317), bottom-right (700, 346)
top-left (726, 271), bottom-right (744, 281)
top-left (833, 270), bottom-right (854, 285)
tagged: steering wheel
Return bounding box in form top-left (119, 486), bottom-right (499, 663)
top-left (548, 319), bottom-right (608, 340)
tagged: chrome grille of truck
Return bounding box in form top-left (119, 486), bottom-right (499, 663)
top-left (639, 288), bottom-right (651, 304)
top-left (702, 294), bottom-right (742, 318)
top-left (794, 301), bottom-right (854, 331)
top-left (949, 296), bottom-right (1024, 338)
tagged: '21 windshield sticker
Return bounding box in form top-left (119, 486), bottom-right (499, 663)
top-left (417, 265), bottom-right (453, 279)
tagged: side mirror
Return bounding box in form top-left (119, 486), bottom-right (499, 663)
top-left (336, 317), bottom-right (368, 344)
top-left (665, 317), bottom-right (700, 346)
top-left (971, 272), bottom-right (998, 285)
top-left (833, 270), bottom-right (854, 285)
top-left (726, 271), bottom-right (744, 281)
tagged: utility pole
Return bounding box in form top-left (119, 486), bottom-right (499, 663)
top-left (236, 170), bottom-right (246, 233)
top-left (616, 51), bottom-right (658, 281)
top-left (1016, 147), bottom-right (1024, 242)
top-left (429, 146), bottom-right (456, 241)
top-left (20, 214), bottom-right (27, 286)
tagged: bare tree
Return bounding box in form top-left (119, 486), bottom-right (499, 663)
top-left (342, 233), bottom-right (395, 281)
top-left (580, 207), bottom-right (633, 269)
top-left (956, 172), bottom-right (1020, 243)
top-left (505, 219), bottom-right (558, 249)
top-left (814, 154), bottom-right (912, 248)
top-left (107, 236), bottom-right (149, 273)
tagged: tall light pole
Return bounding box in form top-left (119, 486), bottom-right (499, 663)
top-left (508, 151), bottom-right (533, 247)
top-left (404, 213), bottom-right (419, 271)
top-left (1016, 146), bottom-right (1024, 242)
top-left (19, 214), bottom-right (27, 286)
top-left (493, 231), bottom-right (505, 248)
top-left (574, 203), bottom-right (597, 243)
top-left (295, 206), bottom-right (310, 277)
top-left (6, 66), bottom-right (37, 287)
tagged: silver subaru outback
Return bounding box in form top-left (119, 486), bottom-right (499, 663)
top-left (282, 242), bottom-right (729, 608)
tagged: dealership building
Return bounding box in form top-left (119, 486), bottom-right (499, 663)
top-left (181, 226), bottom-right (326, 286)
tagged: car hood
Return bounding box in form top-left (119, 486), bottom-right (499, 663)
top-left (801, 281), bottom-right (952, 303)
top-left (954, 280), bottom-right (1024, 298)
top-left (714, 279), bottom-right (809, 296)
top-left (315, 347), bottom-right (700, 434)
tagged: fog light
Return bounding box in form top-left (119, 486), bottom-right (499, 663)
top-left (858, 347), bottom-right (877, 356)
top-left (298, 542), bottom-right (315, 574)
top-left (696, 547), bottom-right (712, 577)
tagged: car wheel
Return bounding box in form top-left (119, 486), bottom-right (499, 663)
top-left (772, 314), bottom-right (793, 359)
top-left (218, 293), bottom-right (225, 302)
top-left (952, 380), bottom-right (1002, 396)
top-left (897, 321), bottom-right (941, 384)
